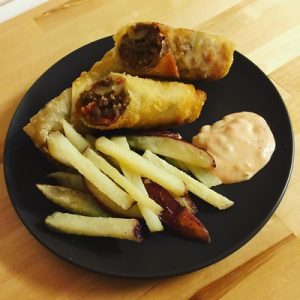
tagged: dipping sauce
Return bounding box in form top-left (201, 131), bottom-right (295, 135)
top-left (192, 112), bottom-right (276, 184)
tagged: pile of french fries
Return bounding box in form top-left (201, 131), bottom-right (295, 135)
top-left (38, 119), bottom-right (234, 243)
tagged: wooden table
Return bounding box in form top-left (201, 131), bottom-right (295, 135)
top-left (1, 1), bottom-right (299, 299)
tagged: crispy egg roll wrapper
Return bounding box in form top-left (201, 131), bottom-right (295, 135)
top-left (75, 72), bottom-right (206, 130)
top-left (24, 22), bottom-right (216, 150)
top-left (114, 22), bottom-right (234, 80)
top-left (23, 88), bottom-right (71, 152)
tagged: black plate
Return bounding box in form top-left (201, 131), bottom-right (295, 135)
top-left (4, 36), bottom-right (294, 279)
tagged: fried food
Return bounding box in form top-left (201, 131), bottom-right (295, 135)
top-left (143, 179), bottom-right (210, 242)
top-left (62, 119), bottom-right (91, 152)
top-left (127, 135), bottom-right (214, 169)
top-left (143, 150), bottom-right (234, 210)
top-left (48, 172), bottom-right (87, 193)
top-left (84, 179), bottom-right (142, 218)
top-left (111, 136), bottom-right (163, 232)
top-left (47, 131), bottom-right (134, 210)
top-left (46, 212), bottom-right (142, 242)
top-left (37, 184), bottom-right (109, 217)
top-left (95, 136), bottom-right (186, 196)
top-left (74, 72), bottom-right (206, 130)
top-left (114, 22), bottom-right (234, 80)
top-left (23, 88), bottom-right (71, 153)
top-left (83, 148), bottom-right (162, 215)
top-left (184, 162), bottom-right (222, 188)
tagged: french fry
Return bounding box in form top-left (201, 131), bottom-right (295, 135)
top-left (95, 136), bottom-right (186, 196)
top-left (47, 132), bottom-right (134, 210)
top-left (37, 184), bottom-right (109, 217)
top-left (127, 135), bottom-right (214, 169)
top-left (113, 139), bottom-right (195, 216)
top-left (184, 162), bottom-right (222, 188)
top-left (165, 157), bottom-right (221, 187)
top-left (45, 212), bottom-right (142, 242)
top-left (112, 136), bottom-right (163, 232)
top-left (143, 150), bottom-right (234, 210)
top-left (84, 179), bottom-right (142, 218)
top-left (46, 132), bottom-right (71, 166)
top-left (48, 171), bottom-right (87, 192)
top-left (143, 179), bottom-right (210, 242)
top-left (175, 195), bottom-right (197, 214)
top-left (165, 157), bottom-right (189, 172)
top-left (83, 148), bottom-right (162, 215)
top-left (111, 136), bottom-right (147, 191)
top-left (62, 119), bottom-right (91, 152)
top-left (138, 205), bottom-right (164, 232)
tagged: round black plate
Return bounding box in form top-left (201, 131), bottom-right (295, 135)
top-left (4, 36), bottom-right (294, 278)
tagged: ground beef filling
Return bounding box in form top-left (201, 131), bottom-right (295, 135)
top-left (118, 23), bottom-right (165, 70)
top-left (77, 78), bottom-right (127, 126)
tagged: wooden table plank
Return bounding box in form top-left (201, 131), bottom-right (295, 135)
top-left (221, 238), bottom-right (300, 299)
top-left (198, 0), bottom-right (300, 55)
top-left (248, 25), bottom-right (300, 75)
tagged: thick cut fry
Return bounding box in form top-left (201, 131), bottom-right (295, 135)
top-left (62, 119), bottom-right (91, 152)
top-left (45, 212), bottom-right (142, 242)
top-left (46, 133), bottom-right (71, 166)
top-left (184, 162), bottom-right (222, 188)
top-left (138, 205), bottom-right (163, 232)
top-left (165, 157), bottom-right (189, 172)
top-left (112, 136), bottom-right (163, 232)
top-left (175, 195), bottom-right (197, 214)
top-left (83, 148), bottom-right (162, 215)
top-left (127, 135), bottom-right (214, 169)
top-left (37, 184), bottom-right (109, 217)
top-left (84, 179), bottom-right (142, 218)
top-left (165, 157), bottom-right (221, 187)
top-left (48, 172), bottom-right (87, 193)
top-left (47, 132), bottom-right (134, 210)
top-left (143, 179), bottom-right (210, 242)
top-left (143, 150), bottom-right (234, 210)
top-left (95, 136), bottom-right (186, 196)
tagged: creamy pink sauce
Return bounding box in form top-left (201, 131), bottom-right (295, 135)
top-left (192, 112), bottom-right (276, 184)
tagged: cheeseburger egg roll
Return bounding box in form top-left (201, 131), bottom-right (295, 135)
top-left (75, 72), bottom-right (206, 130)
top-left (114, 22), bottom-right (235, 80)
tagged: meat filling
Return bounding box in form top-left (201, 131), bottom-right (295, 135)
top-left (77, 77), bottom-right (128, 126)
top-left (118, 23), bottom-right (165, 70)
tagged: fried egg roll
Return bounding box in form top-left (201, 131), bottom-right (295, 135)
top-left (114, 22), bottom-right (235, 80)
top-left (75, 72), bottom-right (206, 130)
top-left (23, 88), bottom-right (72, 152)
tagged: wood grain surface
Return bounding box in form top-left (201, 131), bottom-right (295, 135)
top-left (0, 0), bottom-right (299, 299)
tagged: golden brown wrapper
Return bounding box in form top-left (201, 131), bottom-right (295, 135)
top-left (23, 22), bottom-right (217, 151)
top-left (23, 88), bottom-right (71, 152)
top-left (113, 22), bottom-right (235, 80)
top-left (23, 70), bottom-right (205, 152)
top-left (75, 72), bottom-right (206, 130)
top-left (169, 27), bottom-right (235, 80)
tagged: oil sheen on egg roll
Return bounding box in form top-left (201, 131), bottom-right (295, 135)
top-left (114, 22), bottom-right (235, 80)
top-left (75, 72), bottom-right (206, 130)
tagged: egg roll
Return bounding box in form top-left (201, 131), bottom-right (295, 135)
top-left (74, 72), bottom-right (206, 130)
top-left (23, 88), bottom-right (72, 152)
top-left (113, 22), bottom-right (235, 80)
